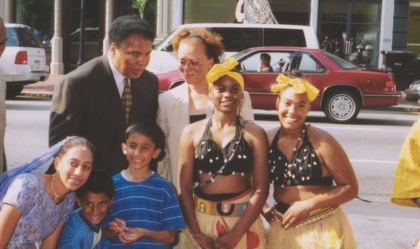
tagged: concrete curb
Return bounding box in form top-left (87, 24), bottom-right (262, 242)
top-left (18, 90), bottom-right (420, 114)
top-left (20, 91), bottom-right (53, 99)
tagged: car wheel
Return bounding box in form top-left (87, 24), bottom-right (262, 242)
top-left (6, 85), bottom-right (24, 99)
top-left (323, 90), bottom-right (360, 123)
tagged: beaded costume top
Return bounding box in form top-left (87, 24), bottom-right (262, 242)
top-left (194, 118), bottom-right (253, 180)
top-left (268, 125), bottom-right (333, 187)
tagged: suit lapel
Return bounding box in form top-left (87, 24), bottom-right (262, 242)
top-left (174, 83), bottom-right (190, 128)
top-left (100, 56), bottom-right (126, 129)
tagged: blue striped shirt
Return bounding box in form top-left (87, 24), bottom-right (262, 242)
top-left (108, 172), bottom-right (184, 249)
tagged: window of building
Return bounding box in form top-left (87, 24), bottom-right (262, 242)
top-left (408, 2), bottom-right (420, 56)
top-left (318, 0), bottom-right (381, 68)
top-left (14, 0), bottom-right (52, 45)
top-left (183, 0), bottom-right (236, 23)
top-left (269, 0), bottom-right (311, 25)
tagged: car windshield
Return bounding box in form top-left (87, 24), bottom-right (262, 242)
top-left (6, 27), bottom-right (42, 48)
top-left (322, 51), bottom-right (358, 70)
top-left (231, 49), bottom-right (252, 60)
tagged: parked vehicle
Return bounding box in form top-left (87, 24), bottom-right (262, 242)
top-left (158, 46), bottom-right (400, 123)
top-left (0, 23), bottom-right (49, 98)
top-left (148, 23), bottom-right (319, 74)
top-left (406, 80), bottom-right (420, 102)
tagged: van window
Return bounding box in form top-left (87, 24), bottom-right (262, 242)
top-left (263, 29), bottom-right (306, 47)
top-left (6, 27), bottom-right (41, 48)
top-left (210, 28), bottom-right (262, 52)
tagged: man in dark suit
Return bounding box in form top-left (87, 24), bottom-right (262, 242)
top-left (49, 15), bottom-right (158, 176)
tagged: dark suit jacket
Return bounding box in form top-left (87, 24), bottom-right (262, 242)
top-left (49, 56), bottom-right (159, 176)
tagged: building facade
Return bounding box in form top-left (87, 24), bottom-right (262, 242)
top-left (0, 0), bottom-right (418, 73)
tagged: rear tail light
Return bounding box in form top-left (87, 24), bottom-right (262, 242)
top-left (385, 80), bottom-right (396, 92)
top-left (15, 51), bottom-right (28, 64)
top-left (385, 81), bottom-right (395, 88)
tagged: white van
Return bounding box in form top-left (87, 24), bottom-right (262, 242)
top-left (0, 23), bottom-right (49, 97)
top-left (147, 23), bottom-right (319, 73)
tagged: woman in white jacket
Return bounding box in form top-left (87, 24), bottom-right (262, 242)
top-left (157, 28), bottom-right (254, 190)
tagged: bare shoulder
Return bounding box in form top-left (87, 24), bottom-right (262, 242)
top-left (241, 120), bottom-right (268, 145)
top-left (181, 118), bottom-right (208, 147)
top-left (183, 118), bottom-right (207, 135)
top-left (242, 120), bottom-right (266, 136)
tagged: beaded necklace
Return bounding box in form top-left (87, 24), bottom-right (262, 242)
top-left (282, 124), bottom-right (309, 186)
top-left (283, 124), bottom-right (307, 161)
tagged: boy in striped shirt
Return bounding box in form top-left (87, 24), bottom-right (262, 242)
top-left (103, 121), bottom-right (184, 249)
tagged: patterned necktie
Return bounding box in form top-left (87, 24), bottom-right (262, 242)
top-left (122, 78), bottom-right (132, 124)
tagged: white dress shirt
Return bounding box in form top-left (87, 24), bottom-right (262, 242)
top-left (107, 53), bottom-right (129, 97)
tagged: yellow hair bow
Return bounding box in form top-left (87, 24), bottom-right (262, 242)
top-left (206, 57), bottom-right (244, 90)
top-left (271, 74), bottom-right (319, 102)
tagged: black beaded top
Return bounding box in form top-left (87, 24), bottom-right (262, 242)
top-left (268, 125), bottom-right (333, 187)
top-left (194, 118), bottom-right (253, 180)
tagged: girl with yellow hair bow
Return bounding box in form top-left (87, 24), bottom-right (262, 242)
top-left (263, 70), bottom-right (358, 249)
top-left (178, 58), bottom-right (269, 249)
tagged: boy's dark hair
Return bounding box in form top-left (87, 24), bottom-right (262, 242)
top-left (125, 121), bottom-right (166, 165)
top-left (108, 14), bottom-right (156, 47)
top-left (76, 171), bottom-right (115, 200)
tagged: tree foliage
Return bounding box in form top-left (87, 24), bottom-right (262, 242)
top-left (131, 0), bottom-right (157, 29)
top-left (132, 0), bottom-right (148, 17)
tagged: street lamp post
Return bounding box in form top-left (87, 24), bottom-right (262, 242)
top-left (77, 0), bottom-right (85, 67)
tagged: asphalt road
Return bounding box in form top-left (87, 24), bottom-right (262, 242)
top-left (4, 98), bottom-right (420, 249)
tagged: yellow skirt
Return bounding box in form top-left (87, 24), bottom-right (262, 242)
top-left (267, 207), bottom-right (357, 249)
top-left (180, 190), bottom-right (267, 249)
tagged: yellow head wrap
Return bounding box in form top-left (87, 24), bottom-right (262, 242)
top-left (206, 57), bottom-right (244, 90)
top-left (271, 74), bottom-right (320, 102)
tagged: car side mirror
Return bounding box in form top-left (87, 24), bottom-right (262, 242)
top-left (162, 43), bottom-right (173, 51)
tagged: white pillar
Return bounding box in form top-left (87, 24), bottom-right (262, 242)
top-left (378, 0), bottom-right (395, 69)
top-left (310, 0), bottom-right (319, 33)
top-left (50, 0), bottom-right (64, 74)
top-left (103, 0), bottom-right (114, 55)
top-left (170, 0), bottom-right (183, 32)
top-left (156, 0), bottom-right (170, 42)
top-left (0, 0), bottom-right (11, 23)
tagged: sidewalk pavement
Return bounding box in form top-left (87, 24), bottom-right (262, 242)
top-left (21, 74), bottom-right (420, 113)
top-left (21, 74), bottom-right (64, 98)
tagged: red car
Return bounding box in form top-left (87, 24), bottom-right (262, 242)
top-left (157, 47), bottom-right (400, 123)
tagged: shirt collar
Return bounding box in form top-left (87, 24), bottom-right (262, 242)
top-left (79, 209), bottom-right (101, 233)
top-left (107, 52), bottom-right (125, 87)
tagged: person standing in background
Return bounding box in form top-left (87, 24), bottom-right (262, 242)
top-left (0, 18), bottom-right (7, 174)
top-left (49, 15), bottom-right (159, 176)
top-left (235, 0), bottom-right (278, 24)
